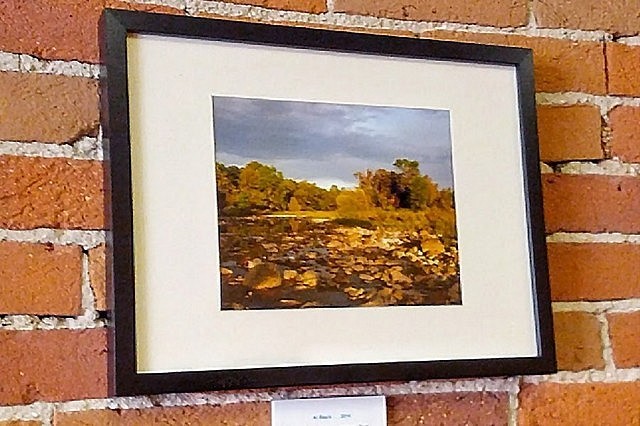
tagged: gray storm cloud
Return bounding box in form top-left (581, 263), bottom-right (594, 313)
top-left (212, 96), bottom-right (453, 189)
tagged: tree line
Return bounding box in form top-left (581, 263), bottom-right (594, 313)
top-left (216, 158), bottom-right (454, 217)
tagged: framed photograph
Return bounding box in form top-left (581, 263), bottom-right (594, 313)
top-left (102, 9), bottom-right (556, 396)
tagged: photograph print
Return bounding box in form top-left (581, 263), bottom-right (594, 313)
top-left (213, 96), bottom-right (460, 310)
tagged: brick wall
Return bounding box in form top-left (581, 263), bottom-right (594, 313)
top-left (1, 0), bottom-right (639, 424)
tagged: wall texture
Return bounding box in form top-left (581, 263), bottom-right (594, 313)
top-left (0, 0), bottom-right (639, 424)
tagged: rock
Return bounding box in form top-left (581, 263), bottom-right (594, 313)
top-left (359, 273), bottom-right (374, 281)
top-left (301, 270), bottom-right (318, 287)
top-left (220, 267), bottom-right (233, 275)
top-left (247, 245), bottom-right (268, 259)
top-left (421, 238), bottom-right (445, 255)
top-left (283, 269), bottom-right (298, 280)
top-left (279, 299), bottom-right (302, 307)
top-left (247, 258), bottom-right (262, 269)
top-left (345, 287), bottom-right (365, 298)
top-left (244, 262), bottom-right (282, 289)
top-left (327, 240), bottom-right (342, 248)
top-left (389, 269), bottom-right (412, 284)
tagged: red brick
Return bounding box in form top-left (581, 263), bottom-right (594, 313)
top-left (609, 106), bottom-right (640, 162)
top-left (553, 312), bottom-right (604, 371)
top-left (335, 0), bottom-right (528, 28)
top-left (387, 392), bottom-right (508, 425)
top-left (542, 174), bottom-right (640, 233)
top-left (54, 403), bottom-right (270, 425)
top-left (89, 244), bottom-right (107, 311)
top-left (0, 0), bottom-right (104, 63)
top-left (0, 329), bottom-right (107, 405)
top-left (547, 243), bottom-right (640, 301)
top-left (421, 31), bottom-right (606, 94)
top-left (607, 43), bottom-right (640, 96)
top-left (519, 382), bottom-right (640, 425)
top-left (223, 0), bottom-right (325, 13)
top-left (0, 422), bottom-right (40, 426)
top-left (0, 242), bottom-right (83, 315)
top-left (607, 312), bottom-right (640, 368)
top-left (0, 72), bottom-right (99, 143)
top-left (0, 156), bottom-right (104, 230)
top-left (0, 1), bottom-right (185, 63)
top-left (537, 105), bottom-right (603, 162)
top-left (106, 0), bottom-right (184, 15)
top-left (534, 0), bottom-right (640, 36)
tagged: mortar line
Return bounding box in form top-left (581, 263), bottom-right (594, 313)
top-left (0, 314), bottom-right (107, 331)
top-left (0, 138), bottom-right (103, 161)
top-left (325, 0), bottom-right (335, 14)
top-left (0, 405), bottom-right (50, 424)
top-left (553, 299), bottom-right (640, 314)
top-left (536, 92), bottom-right (640, 116)
top-left (0, 229), bottom-right (105, 249)
top-left (596, 312), bottom-right (617, 372)
top-left (50, 377), bottom-right (518, 414)
top-left (41, 405), bottom-right (53, 426)
top-left (176, 0), bottom-right (615, 41)
top-left (523, 367), bottom-right (640, 384)
top-left (616, 35), bottom-right (640, 45)
top-left (546, 159), bottom-right (640, 177)
top-left (0, 51), bottom-right (20, 72)
top-left (547, 232), bottom-right (640, 244)
top-left (17, 54), bottom-right (99, 78)
top-left (507, 378), bottom-right (521, 426)
top-left (81, 250), bottom-right (99, 318)
top-left (601, 114), bottom-right (613, 159)
top-left (525, 0), bottom-right (536, 29)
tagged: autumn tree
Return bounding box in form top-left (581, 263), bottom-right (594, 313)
top-left (215, 161), bottom-right (341, 216)
top-left (288, 196), bottom-right (302, 211)
top-left (336, 189), bottom-right (370, 217)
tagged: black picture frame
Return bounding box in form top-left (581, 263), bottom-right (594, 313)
top-left (101, 8), bottom-right (556, 397)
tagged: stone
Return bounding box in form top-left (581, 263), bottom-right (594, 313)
top-left (421, 238), bottom-right (445, 255)
top-left (283, 270), bottom-right (298, 280)
top-left (389, 269), bottom-right (412, 284)
top-left (247, 258), bottom-right (262, 269)
top-left (243, 263), bottom-right (282, 289)
top-left (301, 270), bottom-right (318, 287)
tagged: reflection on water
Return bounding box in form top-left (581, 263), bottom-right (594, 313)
top-left (218, 216), bottom-right (460, 310)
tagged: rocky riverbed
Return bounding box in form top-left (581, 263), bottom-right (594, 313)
top-left (218, 216), bottom-right (460, 310)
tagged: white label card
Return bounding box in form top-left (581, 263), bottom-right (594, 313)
top-left (271, 395), bottom-right (386, 426)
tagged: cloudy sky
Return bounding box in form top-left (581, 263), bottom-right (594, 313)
top-left (212, 96), bottom-right (453, 189)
